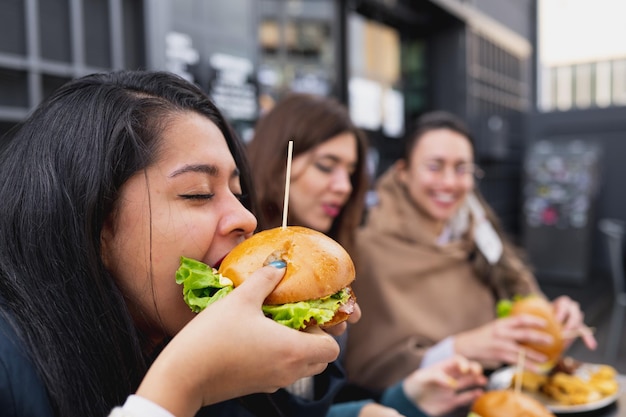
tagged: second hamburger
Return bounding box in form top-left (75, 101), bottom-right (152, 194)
top-left (498, 295), bottom-right (565, 373)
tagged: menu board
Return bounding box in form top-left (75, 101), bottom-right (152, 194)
top-left (522, 139), bottom-right (602, 284)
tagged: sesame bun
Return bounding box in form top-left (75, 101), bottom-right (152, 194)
top-left (218, 226), bottom-right (355, 305)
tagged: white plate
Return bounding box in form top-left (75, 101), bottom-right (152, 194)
top-left (488, 363), bottom-right (622, 413)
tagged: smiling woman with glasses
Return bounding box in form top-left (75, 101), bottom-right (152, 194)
top-left (345, 111), bottom-right (596, 415)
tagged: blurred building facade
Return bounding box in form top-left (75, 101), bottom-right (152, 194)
top-left (0, 0), bottom-right (534, 232)
top-left (3, 0), bottom-right (624, 282)
top-left (529, 0), bottom-right (626, 284)
top-left (0, 0), bottom-right (145, 134)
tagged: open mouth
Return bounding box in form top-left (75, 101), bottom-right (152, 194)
top-left (213, 255), bottom-right (226, 269)
top-left (433, 192), bottom-right (455, 204)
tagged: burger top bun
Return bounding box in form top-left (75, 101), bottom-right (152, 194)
top-left (218, 226), bottom-right (355, 305)
top-left (471, 390), bottom-right (555, 417)
top-left (510, 296), bottom-right (564, 372)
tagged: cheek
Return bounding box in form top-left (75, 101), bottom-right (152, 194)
top-left (107, 204), bottom-right (152, 291)
top-left (405, 171), bottom-right (431, 205)
top-left (109, 206), bottom-right (204, 336)
top-left (290, 172), bottom-right (321, 207)
top-left (457, 178), bottom-right (475, 196)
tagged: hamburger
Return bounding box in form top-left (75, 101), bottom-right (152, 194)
top-left (498, 296), bottom-right (565, 373)
top-left (469, 390), bottom-right (555, 417)
top-left (175, 225), bottom-right (356, 330)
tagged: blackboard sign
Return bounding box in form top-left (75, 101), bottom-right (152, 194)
top-left (522, 139), bottom-right (602, 284)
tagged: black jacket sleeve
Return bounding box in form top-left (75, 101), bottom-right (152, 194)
top-left (197, 360), bottom-right (346, 417)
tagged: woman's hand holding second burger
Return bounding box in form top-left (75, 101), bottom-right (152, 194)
top-left (552, 295), bottom-right (597, 350)
top-left (135, 264), bottom-right (340, 417)
top-left (454, 315), bottom-right (553, 372)
top-left (402, 355), bottom-right (486, 416)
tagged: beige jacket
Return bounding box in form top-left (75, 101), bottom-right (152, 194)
top-left (345, 166), bottom-right (540, 391)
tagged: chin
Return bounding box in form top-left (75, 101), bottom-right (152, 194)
top-left (427, 209), bottom-right (456, 224)
top-left (305, 219), bottom-right (333, 235)
top-left (433, 203), bottom-right (464, 222)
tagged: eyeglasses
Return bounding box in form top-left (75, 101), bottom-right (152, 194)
top-left (421, 161), bottom-right (484, 180)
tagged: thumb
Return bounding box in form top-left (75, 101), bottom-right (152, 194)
top-left (233, 261), bottom-right (286, 304)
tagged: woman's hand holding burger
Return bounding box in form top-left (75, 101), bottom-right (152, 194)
top-left (456, 295), bottom-right (596, 374)
top-left (136, 263), bottom-right (340, 417)
top-left (454, 314), bottom-right (554, 372)
top-left (402, 355), bottom-right (487, 416)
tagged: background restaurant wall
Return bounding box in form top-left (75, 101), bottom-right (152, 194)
top-left (528, 106), bottom-right (626, 283)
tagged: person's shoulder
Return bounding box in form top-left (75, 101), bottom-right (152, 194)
top-left (0, 312), bottom-right (55, 417)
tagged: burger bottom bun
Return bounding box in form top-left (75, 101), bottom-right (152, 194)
top-left (218, 226), bottom-right (355, 304)
top-left (471, 390), bottom-right (555, 417)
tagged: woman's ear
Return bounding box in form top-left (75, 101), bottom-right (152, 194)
top-left (394, 159), bottom-right (408, 185)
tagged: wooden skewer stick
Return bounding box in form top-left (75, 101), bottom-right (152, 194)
top-left (281, 140), bottom-right (294, 229)
top-left (514, 348), bottom-right (525, 395)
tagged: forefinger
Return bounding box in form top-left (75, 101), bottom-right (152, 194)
top-left (302, 325), bottom-right (341, 363)
top-left (232, 264), bottom-right (286, 306)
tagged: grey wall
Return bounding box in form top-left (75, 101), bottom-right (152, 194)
top-left (472, 0), bottom-right (536, 39)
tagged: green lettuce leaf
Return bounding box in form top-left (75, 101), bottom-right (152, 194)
top-left (175, 256), bottom-right (233, 313)
top-left (175, 256), bottom-right (348, 330)
top-left (496, 294), bottom-right (534, 318)
top-left (496, 299), bottom-right (513, 318)
top-left (262, 289), bottom-right (351, 330)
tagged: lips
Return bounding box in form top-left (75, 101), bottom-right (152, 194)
top-left (213, 255), bottom-right (226, 269)
top-left (322, 204), bottom-right (341, 218)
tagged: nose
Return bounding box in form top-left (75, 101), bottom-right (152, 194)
top-left (216, 194), bottom-right (257, 239)
top-left (439, 166), bottom-right (458, 187)
top-left (330, 167), bottom-right (353, 195)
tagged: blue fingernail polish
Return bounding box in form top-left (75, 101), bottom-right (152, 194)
top-left (269, 260), bottom-right (287, 269)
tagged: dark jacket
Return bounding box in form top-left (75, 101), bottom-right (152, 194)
top-left (197, 361), bottom-right (346, 417)
top-left (0, 312), bottom-right (55, 417)
top-left (0, 307), bottom-right (344, 417)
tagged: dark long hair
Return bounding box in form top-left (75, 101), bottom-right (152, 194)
top-left (246, 93), bottom-right (369, 255)
top-left (0, 70), bottom-right (254, 417)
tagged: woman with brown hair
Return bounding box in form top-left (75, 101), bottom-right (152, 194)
top-left (247, 92), bottom-right (369, 255)
top-left (247, 95), bottom-right (487, 417)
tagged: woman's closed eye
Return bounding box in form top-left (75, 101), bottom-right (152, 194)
top-left (314, 161), bottom-right (356, 176)
top-left (179, 192), bottom-right (246, 201)
top-left (314, 161), bottom-right (335, 174)
top-left (180, 193), bottom-right (215, 200)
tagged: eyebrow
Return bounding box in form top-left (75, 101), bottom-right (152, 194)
top-left (425, 157), bottom-right (472, 164)
top-left (316, 154), bottom-right (357, 168)
top-left (168, 164), bottom-right (240, 179)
